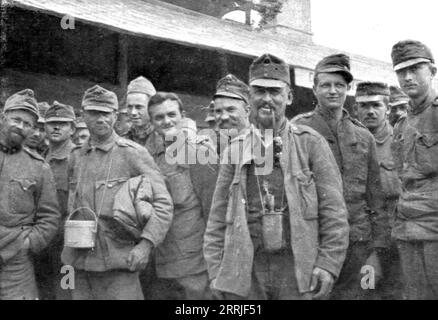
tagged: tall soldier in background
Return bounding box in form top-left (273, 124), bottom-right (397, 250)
top-left (293, 54), bottom-right (390, 299)
top-left (390, 40), bottom-right (438, 299)
top-left (25, 101), bottom-right (49, 156)
top-left (388, 86), bottom-right (409, 127)
top-left (0, 89), bottom-right (60, 300)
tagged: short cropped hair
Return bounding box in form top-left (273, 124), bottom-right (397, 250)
top-left (148, 92), bottom-right (184, 116)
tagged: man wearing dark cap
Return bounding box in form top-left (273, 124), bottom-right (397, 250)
top-left (355, 81), bottom-right (402, 299)
top-left (61, 85), bottom-right (173, 300)
top-left (388, 86), bottom-right (409, 127)
top-left (124, 76), bottom-right (157, 145)
top-left (205, 54), bottom-right (349, 300)
top-left (390, 40), bottom-right (438, 299)
top-left (293, 54), bottom-right (390, 300)
top-left (25, 101), bottom-right (49, 156)
top-left (0, 89), bottom-right (60, 299)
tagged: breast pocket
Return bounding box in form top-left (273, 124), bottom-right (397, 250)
top-left (415, 132), bottom-right (438, 173)
top-left (295, 169), bottom-right (318, 220)
top-left (380, 160), bottom-right (402, 198)
top-left (95, 177), bottom-right (129, 218)
top-left (9, 178), bottom-right (37, 214)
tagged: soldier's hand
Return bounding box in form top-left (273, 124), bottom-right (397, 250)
top-left (127, 239), bottom-right (153, 272)
top-left (365, 250), bottom-right (383, 284)
top-left (310, 267), bottom-right (334, 300)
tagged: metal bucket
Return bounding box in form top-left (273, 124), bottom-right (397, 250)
top-left (64, 207), bottom-right (98, 248)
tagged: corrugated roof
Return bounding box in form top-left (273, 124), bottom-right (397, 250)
top-left (7, 0), bottom-right (427, 88)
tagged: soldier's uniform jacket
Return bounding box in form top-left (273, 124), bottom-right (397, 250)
top-left (204, 122), bottom-right (349, 297)
top-left (293, 107), bottom-right (390, 249)
top-left (45, 140), bottom-right (76, 219)
top-left (373, 121), bottom-right (402, 225)
top-left (391, 92), bottom-right (438, 240)
top-left (0, 140), bottom-right (60, 265)
top-left (145, 131), bottom-right (218, 278)
top-left (61, 133), bottom-right (173, 272)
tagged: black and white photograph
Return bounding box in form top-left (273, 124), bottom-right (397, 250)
top-left (0, 0), bottom-right (437, 306)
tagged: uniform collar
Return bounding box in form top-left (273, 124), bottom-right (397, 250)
top-left (409, 90), bottom-right (437, 115)
top-left (129, 123), bottom-right (154, 141)
top-left (373, 121), bottom-right (393, 145)
top-left (46, 139), bottom-right (75, 160)
top-left (84, 132), bottom-right (117, 153)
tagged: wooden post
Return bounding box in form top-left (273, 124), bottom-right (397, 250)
top-left (117, 33), bottom-right (128, 107)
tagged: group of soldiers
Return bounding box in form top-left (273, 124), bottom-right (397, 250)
top-left (0, 38), bottom-right (437, 300)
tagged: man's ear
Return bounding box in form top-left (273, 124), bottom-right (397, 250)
top-left (287, 89), bottom-right (293, 105)
top-left (431, 65), bottom-right (437, 77)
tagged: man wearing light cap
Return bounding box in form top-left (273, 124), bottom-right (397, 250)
top-left (355, 81), bottom-right (402, 299)
top-left (293, 54), bottom-right (390, 300)
top-left (0, 89), bottom-right (60, 299)
top-left (25, 101), bottom-right (49, 156)
top-left (61, 85), bottom-right (173, 300)
top-left (124, 76), bottom-right (157, 145)
top-left (388, 86), bottom-right (409, 127)
top-left (205, 54), bottom-right (348, 300)
top-left (390, 40), bottom-right (438, 299)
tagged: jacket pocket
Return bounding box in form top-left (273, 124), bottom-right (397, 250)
top-left (415, 132), bottom-right (438, 173)
top-left (9, 178), bottom-right (37, 214)
top-left (379, 160), bottom-right (401, 198)
top-left (95, 177), bottom-right (129, 218)
top-left (295, 169), bottom-right (318, 219)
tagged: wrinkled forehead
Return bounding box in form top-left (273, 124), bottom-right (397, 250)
top-left (213, 96), bottom-right (247, 109)
top-left (5, 109), bottom-right (37, 123)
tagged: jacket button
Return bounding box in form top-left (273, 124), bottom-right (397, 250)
top-left (241, 199), bottom-right (246, 204)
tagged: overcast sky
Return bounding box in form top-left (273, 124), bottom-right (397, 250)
top-left (312, 0), bottom-right (438, 62)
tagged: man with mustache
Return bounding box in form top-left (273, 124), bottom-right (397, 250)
top-left (388, 86), bottom-right (409, 127)
top-left (293, 54), bottom-right (390, 299)
top-left (390, 40), bottom-right (438, 299)
top-left (212, 74), bottom-right (251, 155)
top-left (124, 76), bottom-right (156, 145)
top-left (25, 101), bottom-right (49, 156)
top-left (0, 89), bottom-right (60, 300)
top-left (61, 85), bottom-right (173, 300)
top-left (204, 54), bottom-right (349, 300)
top-left (354, 82), bottom-right (402, 299)
top-left (144, 92), bottom-right (218, 299)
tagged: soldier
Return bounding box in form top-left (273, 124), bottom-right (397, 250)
top-left (204, 54), bottom-right (349, 300)
top-left (124, 76), bottom-right (156, 145)
top-left (145, 92), bottom-right (218, 299)
top-left (25, 101), bottom-right (49, 156)
top-left (354, 81), bottom-right (402, 299)
top-left (213, 74), bottom-right (251, 155)
top-left (61, 85), bottom-right (173, 300)
top-left (388, 86), bottom-right (409, 127)
top-left (72, 118), bottom-right (90, 147)
top-left (390, 40), bottom-right (438, 299)
top-left (293, 54), bottom-right (390, 300)
top-left (0, 89), bottom-right (60, 300)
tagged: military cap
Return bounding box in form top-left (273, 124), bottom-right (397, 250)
top-left (82, 85), bottom-right (118, 112)
top-left (389, 86), bottom-right (410, 107)
top-left (214, 74), bottom-right (250, 103)
top-left (355, 82), bottom-right (390, 103)
top-left (249, 53), bottom-right (290, 88)
top-left (127, 76), bottom-right (156, 97)
top-left (315, 53), bottom-right (353, 84)
top-left (45, 101), bottom-right (76, 123)
top-left (4, 89), bottom-right (39, 119)
top-left (391, 40), bottom-right (434, 71)
top-left (37, 102), bottom-right (50, 124)
top-left (75, 117), bottom-right (88, 129)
